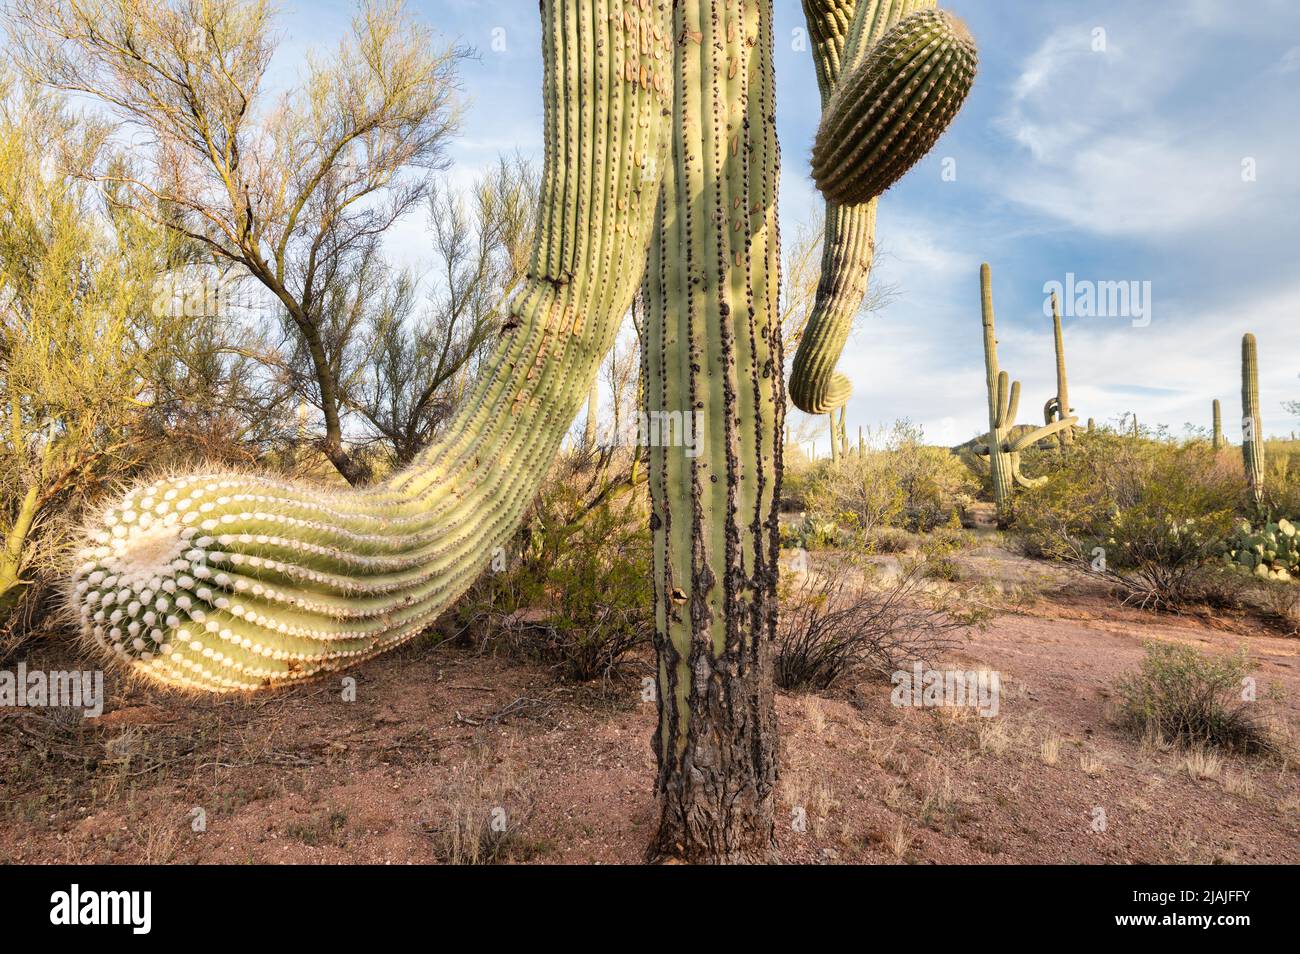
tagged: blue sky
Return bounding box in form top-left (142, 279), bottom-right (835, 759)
top-left (276, 0), bottom-right (1300, 450)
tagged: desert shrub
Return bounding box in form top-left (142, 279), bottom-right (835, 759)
top-left (775, 555), bottom-right (989, 691)
top-left (1016, 436), bottom-right (1240, 609)
top-left (463, 451), bottom-right (651, 682)
top-left (804, 420), bottom-right (978, 537)
top-left (780, 513), bottom-right (843, 550)
top-left (806, 454), bottom-right (904, 534)
top-left (1115, 641), bottom-right (1274, 753)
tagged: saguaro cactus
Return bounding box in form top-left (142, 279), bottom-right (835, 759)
top-left (1212, 398), bottom-right (1224, 450)
top-left (960, 264), bottom-right (1074, 522)
top-left (1242, 332), bottom-right (1265, 505)
top-left (788, 0), bottom-right (975, 415)
top-left (642, 0), bottom-right (785, 862)
top-left (70, 0), bottom-right (976, 862)
top-left (70, 0), bottom-right (674, 690)
top-left (1042, 291), bottom-right (1073, 447)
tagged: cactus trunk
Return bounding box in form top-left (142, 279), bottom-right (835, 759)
top-left (980, 265), bottom-right (1013, 519)
top-left (1242, 332), bottom-right (1264, 506)
top-left (1045, 290), bottom-right (1073, 447)
top-left (70, 0), bottom-right (674, 691)
top-left (1212, 398), bottom-right (1223, 450)
top-left (643, 0), bottom-right (783, 863)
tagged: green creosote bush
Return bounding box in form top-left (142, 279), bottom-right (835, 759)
top-left (461, 452), bottom-right (651, 684)
top-left (804, 420), bottom-right (977, 536)
top-left (1115, 641), bottom-right (1277, 754)
top-left (1016, 435), bottom-right (1240, 610)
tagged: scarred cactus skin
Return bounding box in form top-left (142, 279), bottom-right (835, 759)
top-left (788, 0), bottom-right (941, 415)
top-left (1242, 332), bottom-right (1265, 506)
top-left (811, 7), bottom-right (977, 206)
top-left (69, 0), bottom-right (674, 691)
top-left (642, 0), bottom-right (784, 861)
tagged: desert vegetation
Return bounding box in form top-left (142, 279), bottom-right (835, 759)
top-left (0, 0), bottom-right (1296, 871)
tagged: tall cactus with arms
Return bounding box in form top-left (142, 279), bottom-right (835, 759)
top-left (68, 0), bottom-right (976, 860)
top-left (960, 264), bottom-right (1075, 524)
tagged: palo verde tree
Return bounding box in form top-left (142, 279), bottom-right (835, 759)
top-left (56, 0), bottom-right (975, 862)
top-left (0, 75), bottom-right (185, 615)
top-left (7, 0), bottom-right (466, 486)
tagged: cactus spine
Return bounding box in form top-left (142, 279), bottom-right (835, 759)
top-left (643, 0), bottom-right (784, 862)
top-left (1212, 398), bottom-right (1224, 450)
top-left (69, 0), bottom-right (674, 691)
top-left (1242, 332), bottom-right (1264, 505)
top-left (964, 264), bottom-right (1075, 523)
top-left (788, 0), bottom-right (943, 415)
top-left (1042, 290), bottom-right (1073, 447)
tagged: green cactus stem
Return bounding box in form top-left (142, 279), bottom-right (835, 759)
top-left (1041, 290), bottom-right (1073, 447)
top-left (1087, 417), bottom-right (1095, 434)
top-left (583, 383), bottom-right (599, 449)
top-left (961, 264), bottom-right (1074, 523)
top-left (788, 0), bottom-right (945, 415)
top-left (828, 412), bottom-right (840, 462)
top-left (858, 424), bottom-right (865, 457)
top-left (642, 0), bottom-right (783, 863)
top-left (811, 7), bottom-right (977, 207)
top-left (1242, 332), bottom-right (1265, 506)
top-left (70, 0), bottom-right (674, 692)
top-left (1212, 398), bottom-right (1224, 450)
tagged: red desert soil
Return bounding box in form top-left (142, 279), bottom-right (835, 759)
top-left (2, 551), bottom-right (1298, 864)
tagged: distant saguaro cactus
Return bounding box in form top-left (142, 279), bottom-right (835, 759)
top-left (1242, 333), bottom-right (1264, 506)
top-left (1212, 398), bottom-right (1224, 450)
top-left (958, 264), bottom-right (1075, 523)
top-left (1042, 291), bottom-right (1073, 447)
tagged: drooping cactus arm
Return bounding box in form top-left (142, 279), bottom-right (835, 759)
top-left (1010, 454), bottom-right (1047, 489)
top-left (1007, 416), bottom-right (1078, 454)
top-left (812, 7), bottom-right (978, 206)
top-left (789, 0), bottom-right (970, 415)
top-left (71, 0), bottom-right (674, 692)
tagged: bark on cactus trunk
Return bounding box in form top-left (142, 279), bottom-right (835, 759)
top-left (643, 0), bottom-right (782, 864)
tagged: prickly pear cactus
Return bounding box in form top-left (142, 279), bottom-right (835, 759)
top-left (1226, 518), bottom-right (1298, 581)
